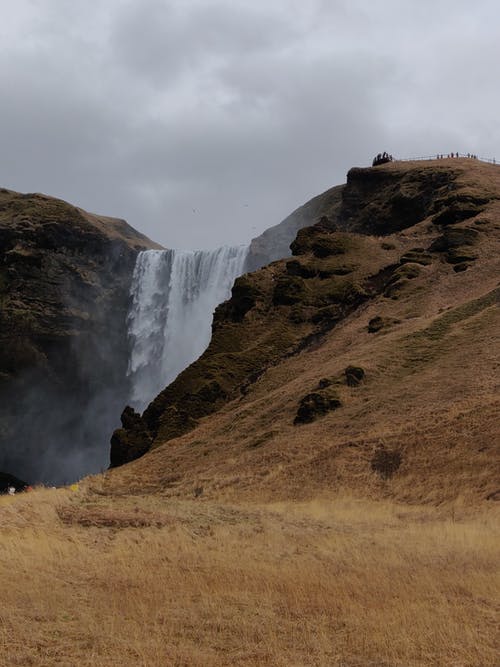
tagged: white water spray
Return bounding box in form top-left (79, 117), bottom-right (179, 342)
top-left (127, 245), bottom-right (249, 410)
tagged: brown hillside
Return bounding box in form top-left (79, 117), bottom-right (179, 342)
top-left (1, 161), bottom-right (499, 667)
top-left (109, 158), bottom-right (499, 505)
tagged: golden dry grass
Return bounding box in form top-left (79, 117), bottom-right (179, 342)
top-left (0, 487), bottom-right (498, 666)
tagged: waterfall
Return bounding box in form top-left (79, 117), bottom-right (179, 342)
top-left (127, 245), bottom-right (249, 410)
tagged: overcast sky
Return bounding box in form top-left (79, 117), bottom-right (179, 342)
top-left (1, 0), bottom-right (498, 249)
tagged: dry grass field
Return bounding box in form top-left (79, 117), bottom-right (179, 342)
top-left (0, 486), bottom-right (498, 667)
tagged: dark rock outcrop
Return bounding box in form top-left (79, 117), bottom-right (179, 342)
top-left (294, 390), bottom-right (342, 425)
top-left (344, 366), bottom-right (365, 387)
top-left (110, 407), bottom-right (153, 468)
top-left (340, 165), bottom-right (459, 235)
top-left (430, 227), bottom-right (479, 267)
top-left (245, 187), bottom-right (344, 271)
top-left (0, 188), bottom-right (159, 484)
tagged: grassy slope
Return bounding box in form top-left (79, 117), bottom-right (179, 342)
top-left (112, 159), bottom-right (500, 505)
top-left (1, 159), bottom-right (499, 667)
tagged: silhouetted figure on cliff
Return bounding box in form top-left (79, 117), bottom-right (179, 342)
top-left (372, 152), bottom-right (393, 166)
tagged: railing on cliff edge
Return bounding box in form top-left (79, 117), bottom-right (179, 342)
top-left (395, 153), bottom-right (498, 165)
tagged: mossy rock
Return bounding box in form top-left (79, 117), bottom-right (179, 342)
top-left (109, 406), bottom-right (152, 467)
top-left (290, 226), bottom-right (323, 256)
top-left (214, 275), bottom-right (261, 324)
top-left (429, 227), bottom-right (479, 252)
top-left (344, 365), bottom-right (365, 386)
top-left (368, 315), bottom-right (393, 333)
top-left (445, 248), bottom-right (477, 264)
top-left (453, 262), bottom-right (469, 273)
top-left (393, 263), bottom-right (422, 280)
top-left (384, 264), bottom-right (421, 298)
top-left (432, 202), bottom-right (484, 226)
top-left (399, 249), bottom-right (433, 265)
top-left (311, 235), bottom-right (348, 258)
top-left (156, 405), bottom-right (198, 442)
top-left (318, 264), bottom-right (357, 278)
top-left (384, 279), bottom-right (410, 300)
top-left (294, 390), bottom-right (341, 425)
top-left (324, 278), bottom-right (367, 305)
top-left (273, 275), bottom-right (307, 305)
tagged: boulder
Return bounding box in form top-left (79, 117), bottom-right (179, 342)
top-left (294, 391), bottom-right (341, 425)
top-left (109, 407), bottom-right (152, 468)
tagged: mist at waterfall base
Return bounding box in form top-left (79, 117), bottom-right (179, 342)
top-left (127, 245), bottom-right (249, 410)
top-left (0, 327), bottom-right (131, 487)
top-left (0, 373), bottom-right (127, 487)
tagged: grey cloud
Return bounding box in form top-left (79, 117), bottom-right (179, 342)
top-left (0, 1), bottom-right (499, 249)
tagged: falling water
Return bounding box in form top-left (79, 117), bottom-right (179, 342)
top-left (127, 245), bottom-right (249, 410)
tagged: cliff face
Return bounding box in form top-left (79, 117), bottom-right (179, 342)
top-left (109, 159), bottom-right (499, 505)
top-left (0, 188), bottom-right (159, 483)
top-left (245, 184), bottom-right (344, 271)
